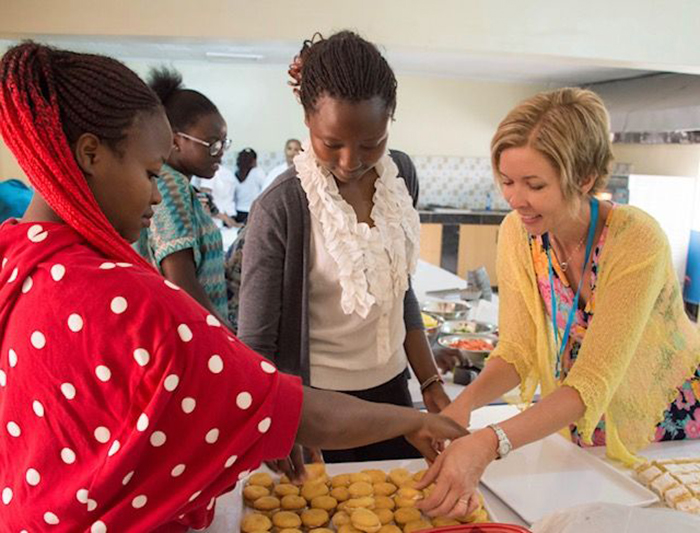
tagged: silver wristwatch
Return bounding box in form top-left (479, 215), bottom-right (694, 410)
top-left (488, 423), bottom-right (512, 460)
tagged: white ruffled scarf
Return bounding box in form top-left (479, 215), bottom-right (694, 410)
top-left (294, 143), bottom-right (420, 319)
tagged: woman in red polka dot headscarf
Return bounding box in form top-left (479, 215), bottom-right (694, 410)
top-left (0, 42), bottom-right (465, 531)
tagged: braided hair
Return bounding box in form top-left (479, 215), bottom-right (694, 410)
top-left (0, 41), bottom-right (161, 268)
top-left (147, 67), bottom-right (219, 132)
top-left (288, 31), bottom-right (397, 116)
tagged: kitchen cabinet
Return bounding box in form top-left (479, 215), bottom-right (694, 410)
top-left (457, 224), bottom-right (499, 286)
top-left (419, 223), bottom-right (442, 267)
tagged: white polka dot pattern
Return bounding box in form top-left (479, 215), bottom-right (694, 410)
top-left (95, 365), bottom-right (111, 382)
top-left (205, 428), bottom-right (219, 444)
top-left (7, 421), bottom-right (20, 437)
top-left (76, 489), bottom-right (89, 504)
top-left (26, 468), bottom-right (40, 486)
top-left (44, 511), bottom-right (59, 525)
top-left (150, 431), bottom-right (166, 447)
top-left (61, 448), bottom-right (76, 464)
top-left (164, 374), bottom-right (179, 391)
top-left (60, 382), bottom-right (76, 400)
top-left (208, 355), bottom-right (224, 374)
top-left (181, 397), bottom-right (196, 414)
top-left (189, 490), bottom-right (201, 502)
top-left (21, 275), bottom-right (33, 293)
top-left (258, 417), bottom-right (272, 434)
top-left (260, 361), bottom-right (276, 374)
top-left (8, 348), bottom-right (17, 367)
top-left (87, 499), bottom-right (97, 511)
top-left (171, 464), bottom-right (186, 477)
top-left (32, 400), bottom-right (45, 417)
top-left (132, 494), bottom-right (147, 509)
top-left (0, 370), bottom-right (5, 387)
top-left (108, 440), bottom-right (120, 456)
top-left (110, 296), bottom-right (127, 315)
top-left (30, 331), bottom-right (46, 349)
top-left (206, 314), bottom-right (220, 327)
top-left (164, 279), bottom-right (180, 290)
top-left (50, 264), bottom-right (66, 281)
top-left (67, 313), bottom-right (84, 332)
top-left (91, 521), bottom-right (107, 533)
top-left (136, 413), bottom-right (149, 432)
top-left (27, 224), bottom-right (48, 243)
top-left (2, 487), bottom-right (12, 505)
top-left (133, 348), bottom-right (150, 367)
top-left (94, 427), bottom-right (111, 444)
top-left (122, 471), bottom-right (134, 486)
top-left (225, 455), bottom-right (238, 468)
top-left (7, 267), bottom-right (18, 283)
top-left (177, 324), bottom-right (193, 342)
top-left (236, 392), bottom-right (252, 410)
top-left (99, 262), bottom-right (116, 270)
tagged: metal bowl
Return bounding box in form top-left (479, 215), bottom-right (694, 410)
top-left (421, 312), bottom-right (444, 344)
top-left (441, 319), bottom-right (497, 336)
top-left (437, 333), bottom-right (498, 369)
top-left (421, 300), bottom-right (471, 321)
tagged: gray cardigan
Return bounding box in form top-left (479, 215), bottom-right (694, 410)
top-left (237, 150), bottom-right (424, 386)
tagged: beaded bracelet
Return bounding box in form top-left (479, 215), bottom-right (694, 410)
top-left (419, 374), bottom-right (445, 392)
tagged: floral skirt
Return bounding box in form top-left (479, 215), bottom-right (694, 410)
top-left (570, 366), bottom-right (700, 446)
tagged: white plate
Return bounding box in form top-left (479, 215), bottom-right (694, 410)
top-left (481, 434), bottom-right (659, 525)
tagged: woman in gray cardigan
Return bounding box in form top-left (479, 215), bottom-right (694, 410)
top-left (238, 31), bottom-right (450, 462)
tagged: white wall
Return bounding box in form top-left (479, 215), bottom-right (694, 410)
top-left (0, 58), bottom-right (545, 182)
top-left (613, 144), bottom-right (700, 178)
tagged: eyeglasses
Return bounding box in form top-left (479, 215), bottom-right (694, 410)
top-left (176, 132), bottom-right (232, 157)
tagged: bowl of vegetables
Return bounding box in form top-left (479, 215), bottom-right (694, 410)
top-left (421, 312), bottom-right (444, 344)
top-left (437, 333), bottom-right (498, 369)
top-left (441, 319), bottom-right (497, 336)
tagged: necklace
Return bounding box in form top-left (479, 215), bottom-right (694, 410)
top-left (553, 233), bottom-right (585, 272)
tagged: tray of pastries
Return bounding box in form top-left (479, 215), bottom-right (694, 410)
top-left (635, 457), bottom-right (700, 514)
top-left (239, 459), bottom-right (492, 532)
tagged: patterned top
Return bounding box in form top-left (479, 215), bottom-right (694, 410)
top-left (136, 164), bottom-right (228, 318)
top-left (0, 220), bottom-right (302, 531)
top-left (530, 205), bottom-right (700, 446)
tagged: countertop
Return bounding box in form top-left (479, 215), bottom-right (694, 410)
top-left (418, 207), bottom-right (509, 225)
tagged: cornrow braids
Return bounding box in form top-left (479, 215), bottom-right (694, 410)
top-left (148, 66), bottom-right (219, 132)
top-left (0, 41), bottom-right (160, 269)
top-left (288, 31), bottom-right (397, 116)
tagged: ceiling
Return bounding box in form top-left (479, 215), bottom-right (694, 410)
top-left (0, 36), bottom-right (659, 86)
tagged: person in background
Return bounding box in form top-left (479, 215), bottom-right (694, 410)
top-left (417, 88), bottom-right (700, 519)
top-left (263, 138), bottom-right (302, 190)
top-left (137, 67), bottom-right (230, 325)
top-left (238, 31), bottom-right (450, 463)
top-left (231, 147), bottom-right (265, 224)
top-left (193, 165), bottom-right (239, 229)
top-left (0, 178), bottom-right (33, 222)
top-left (0, 41), bottom-right (466, 532)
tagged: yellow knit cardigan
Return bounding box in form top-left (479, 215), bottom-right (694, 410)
top-left (491, 206), bottom-right (700, 465)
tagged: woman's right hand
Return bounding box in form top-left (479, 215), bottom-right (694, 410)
top-left (433, 346), bottom-right (462, 373)
top-left (405, 412), bottom-right (468, 462)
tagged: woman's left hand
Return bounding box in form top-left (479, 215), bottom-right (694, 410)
top-left (416, 429), bottom-right (498, 518)
top-left (422, 382), bottom-right (451, 413)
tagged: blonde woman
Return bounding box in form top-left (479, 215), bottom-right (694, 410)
top-left (417, 88), bottom-right (700, 518)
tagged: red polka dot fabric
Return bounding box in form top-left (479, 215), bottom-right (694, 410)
top-left (0, 220), bottom-right (303, 531)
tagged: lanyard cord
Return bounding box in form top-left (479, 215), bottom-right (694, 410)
top-left (545, 197), bottom-right (599, 379)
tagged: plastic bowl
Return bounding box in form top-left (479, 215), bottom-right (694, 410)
top-left (441, 319), bottom-right (497, 336)
top-left (421, 311), bottom-right (444, 344)
top-left (421, 300), bottom-right (471, 321)
top-left (438, 333), bottom-right (498, 369)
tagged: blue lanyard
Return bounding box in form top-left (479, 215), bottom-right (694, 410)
top-left (545, 197), bottom-right (599, 379)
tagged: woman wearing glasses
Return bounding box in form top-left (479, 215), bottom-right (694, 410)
top-left (137, 67), bottom-right (231, 325)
